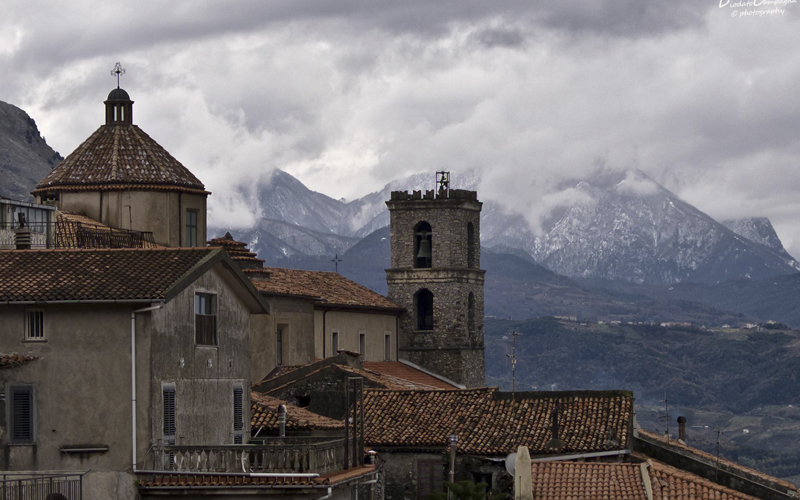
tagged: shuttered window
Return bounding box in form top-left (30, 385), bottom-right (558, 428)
top-left (163, 385), bottom-right (176, 445)
top-left (417, 460), bottom-right (444, 500)
top-left (10, 386), bottom-right (34, 444)
top-left (233, 386), bottom-right (244, 444)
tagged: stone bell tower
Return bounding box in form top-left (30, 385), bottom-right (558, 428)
top-left (385, 172), bottom-right (485, 388)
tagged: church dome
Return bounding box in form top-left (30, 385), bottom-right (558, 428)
top-left (107, 88), bottom-right (130, 101)
top-left (33, 90), bottom-right (207, 195)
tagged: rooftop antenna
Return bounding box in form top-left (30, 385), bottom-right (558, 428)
top-left (435, 171), bottom-right (450, 198)
top-left (660, 392), bottom-right (670, 440)
top-left (111, 62), bottom-right (126, 89)
top-left (331, 254), bottom-right (342, 273)
top-left (505, 331), bottom-right (522, 398)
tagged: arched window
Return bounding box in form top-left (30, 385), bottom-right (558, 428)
top-left (414, 221), bottom-right (433, 268)
top-left (468, 292), bottom-right (476, 333)
top-left (467, 222), bottom-right (475, 268)
top-left (415, 289), bottom-right (434, 330)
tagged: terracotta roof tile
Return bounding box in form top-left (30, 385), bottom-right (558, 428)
top-left (251, 392), bottom-right (344, 431)
top-left (34, 124), bottom-right (205, 193)
top-left (0, 354), bottom-right (38, 368)
top-left (530, 462), bottom-right (647, 500)
top-left (254, 268), bottom-right (401, 310)
top-left (364, 388), bottom-right (633, 455)
top-left (364, 362), bottom-right (460, 390)
top-left (637, 429), bottom-right (799, 493)
top-left (337, 365), bottom-right (442, 391)
top-left (647, 459), bottom-right (762, 500)
top-left (0, 247), bottom-right (217, 302)
top-left (207, 232), bottom-right (265, 269)
top-left (56, 211), bottom-right (160, 249)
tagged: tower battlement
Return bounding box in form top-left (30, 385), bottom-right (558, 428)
top-left (389, 189), bottom-right (479, 201)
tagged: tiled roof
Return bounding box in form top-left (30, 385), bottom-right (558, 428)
top-left (251, 392), bottom-right (344, 431)
top-left (0, 354), bottom-right (38, 369)
top-left (56, 211), bottom-right (160, 249)
top-left (637, 429), bottom-right (799, 494)
top-left (364, 388), bottom-right (633, 455)
top-left (207, 233), bottom-right (265, 269)
top-left (34, 124), bottom-right (205, 193)
top-left (253, 268), bottom-right (401, 310)
top-left (0, 247), bottom-right (218, 302)
top-left (363, 362), bottom-right (460, 390)
top-left (137, 465), bottom-right (376, 490)
top-left (647, 460), bottom-right (761, 500)
top-left (261, 364), bottom-right (306, 381)
top-left (530, 462), bottom-right (646, 500)
top-left (338, 364), bottom-right (442, 391)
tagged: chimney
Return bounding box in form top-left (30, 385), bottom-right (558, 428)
top-left (278, 404), bottom-right (287, 437)
top-left (544, 405), bottom-right (566, 451)
top-left (14, 212), bottom-right (31, 250)
top-left (677, 416), bottom-right (687, 443)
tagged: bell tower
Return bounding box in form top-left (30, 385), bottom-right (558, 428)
top-left (385, 172), bottom-right (485, 388)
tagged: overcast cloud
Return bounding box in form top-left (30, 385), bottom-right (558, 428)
top-left (2, 1), bottom-right (800, 252)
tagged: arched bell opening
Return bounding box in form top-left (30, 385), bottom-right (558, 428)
top-left (414, 221), bottom-right (433, 268)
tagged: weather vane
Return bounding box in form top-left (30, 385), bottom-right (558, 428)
top-left (111, 62), bottom-right (126, 88)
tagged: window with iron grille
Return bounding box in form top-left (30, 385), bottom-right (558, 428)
top-left (417, 459), bottom-right (444, 500)
top-left (10, 385), bottom-right (34, 444)
top-left (25, 309), bottom-right (44, 340)
top-left (233, 386), bottom-right (244, 444)
top-left (195, 293), bottom-right (217, 346)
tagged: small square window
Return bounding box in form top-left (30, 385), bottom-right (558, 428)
top-left (25, 310), bottom-right (44, 340)
top-left (195, 293), bottom-right (217, 346)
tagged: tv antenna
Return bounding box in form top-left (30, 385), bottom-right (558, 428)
top-left (506, 331), bottom-right (522, 398)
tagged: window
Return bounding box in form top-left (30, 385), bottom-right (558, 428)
top-left (468, 293), bottom-right (476, 333)
top-left (332, 331), bottom-right (339, 354)
top-left (195, 293), bottom-right (217, 346)
top-left (9, 385), bottom-right (34, 444)
top-left (276, 325), bottom-right (285, 366)
top-left (472, 473), bottom-right (493, 498)
top-left (163, 384), bottom-right (176, 446)
top-left (467, 222), bottom-right (476, 268)
top-left (25, 309), bottom-right (44, 340)
top-left (359, 332), bottom-right (366, 359)
top-left (415, 289), bottom-right (434, 331)
top-left (384, 333), bottom-right (392, 361)
top-left (414, 221), bottom-right (433, 268)
top-left (417, 460), bottom-right (444, 500)
top-left (185, 210), bottom-right (198, 247)
top-left (233, 386), bottom-right (244, 444)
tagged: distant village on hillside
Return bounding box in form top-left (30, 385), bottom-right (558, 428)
top-left (1, 81), bottom-right (798, 500)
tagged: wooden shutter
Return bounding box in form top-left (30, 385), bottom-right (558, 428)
top-left (163, 385), bottom-right (176, 445)
top-left (11, 386), bottom-right (33, 444)
top-left (233, 386), bottom-right (244, 444)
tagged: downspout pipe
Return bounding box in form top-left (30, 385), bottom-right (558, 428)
top-left (132, 302), bottom-right (164, 472)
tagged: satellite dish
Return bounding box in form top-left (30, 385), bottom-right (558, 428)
top-left (505, 453), bottom-right (517, 475)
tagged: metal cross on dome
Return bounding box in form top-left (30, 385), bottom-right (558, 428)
top-left (110, 62), bottom-right (126, 88)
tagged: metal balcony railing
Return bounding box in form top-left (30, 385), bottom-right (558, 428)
top-left (0, 472), bottom-right (82, 500)
top-left (0, 222), bottom-right (155, 250)
top-left (149, 437), bottom-right (352, 476)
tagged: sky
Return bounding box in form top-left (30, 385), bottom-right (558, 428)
top-left (3, 1), bottom-right (800, 253)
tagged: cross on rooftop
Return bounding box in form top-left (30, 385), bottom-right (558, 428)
top-left (331, 254), bottom-right (342, 273)
top-left (111, 62), bottom-right (126, 88)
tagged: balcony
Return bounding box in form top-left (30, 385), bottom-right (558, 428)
top-left (0, 221), bottom-right (155, 250)
top-left (148, 437), bottom-right (353, 476)
top-left (0, 472), bottom-right (83, 500)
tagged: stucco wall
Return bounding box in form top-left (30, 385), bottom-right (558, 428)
top-left (250, 295), bottom-right (316, 381)
top-left (48, 189), bottom-right (207, 247)
top-left (147, 264), bottom-right (251, 447)
top-left (315, 309), bottom-right (398, 361)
